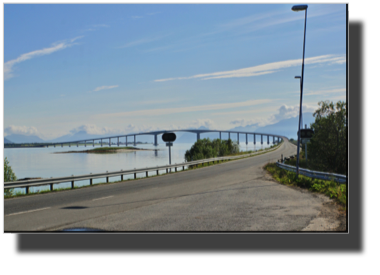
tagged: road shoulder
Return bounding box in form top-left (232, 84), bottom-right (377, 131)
top-left (263, 165), bottom-right (347, 231)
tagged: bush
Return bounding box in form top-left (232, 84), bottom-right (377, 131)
top-left (185, 138), bottom-right (239, 161)
top-left (4, 157), bottom-right (16, 197)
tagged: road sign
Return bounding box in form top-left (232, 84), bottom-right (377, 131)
top-left (298, 129), bottom-right (314, 139)
top-left (166, 142), bottom-right (173, 146)
top-left (162, 133), bottom-right (176, 142)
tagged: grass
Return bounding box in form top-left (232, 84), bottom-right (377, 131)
top-left (264, 162), bottom-right (346, 209)
top-left (4, 142), bottom-right (283, 199)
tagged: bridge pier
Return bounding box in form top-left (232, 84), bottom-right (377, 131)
top-left (237, 133), bottom-right (239, 143)
top-left (267, 135), bottom-right (269, 144)
top-left (246, 133), bottom-right (248, 145)
top-left (117, 137), bottom-right (119, 146)
top-left (261, 135), bottom-right (263, 145)
top-left (109, 138), bottom-right (111, 147)
top-left (85, 141), bottom-right (86, 147)
top-left (101, 139), bottom-right (103, 147)
top-left (219, 132), bottom-right (221, 140)
top-left (197, 133), bottom-right (200, 141)
top-left (134, 135), bottom-right (136, 146)
top-left (93, 140), bottom-right (95, 147)
top-left (154, 134), bottom-right (158, 146)
top-left (254, 134), bottom-right (256, 145)
top-left (125, 136), bottom-right (128, 145)
top-left (228, 132), bottom-right (230, 140)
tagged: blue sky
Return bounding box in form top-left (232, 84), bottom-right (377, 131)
top-left (3, 3), bottom-right (346, 140)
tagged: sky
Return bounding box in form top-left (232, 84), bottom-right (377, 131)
top-left (3, 3), bottom-right (347, 140)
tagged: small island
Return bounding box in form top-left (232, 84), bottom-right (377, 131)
top-left (54, 146), bottom-right (157, 154)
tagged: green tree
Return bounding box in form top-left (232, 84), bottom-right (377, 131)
top-left (307, 100), bottom-right (347, 175)
top-left (185, 138), bottom-right (239, 162)
top-left (4, 157), bottom-right (17, 197)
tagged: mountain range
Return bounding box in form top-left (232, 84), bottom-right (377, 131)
top-left (4, 113), bottom-right (315, 144)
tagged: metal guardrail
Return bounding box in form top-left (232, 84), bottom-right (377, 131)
top-left (4, 143), bottom-right (283, 194)
top-left (276, 162), bottom-right (346, 183)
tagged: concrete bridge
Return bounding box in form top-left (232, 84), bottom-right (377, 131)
top-left (45, 129), bottom-right (285, 148)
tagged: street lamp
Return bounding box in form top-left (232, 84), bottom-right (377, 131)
top-left (292, 4), bottom-right (308, 178)
top-left (295, 76), bottom-right (303, 129)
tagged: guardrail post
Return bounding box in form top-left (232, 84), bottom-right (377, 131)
top-left (71, 181), bottom-right (74, 189)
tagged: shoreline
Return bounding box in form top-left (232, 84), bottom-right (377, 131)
top-left (54, 148), bottom-right (159, 154)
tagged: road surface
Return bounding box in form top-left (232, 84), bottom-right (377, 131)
top-left (4, 140), bottom-right (340, 231)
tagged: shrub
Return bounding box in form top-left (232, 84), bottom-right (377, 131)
top-left (4, 157), bottom-right (16, 197)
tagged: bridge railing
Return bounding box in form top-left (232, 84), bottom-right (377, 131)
top-left (276, 162), bottom-right (346, 183)
top-left (4, 143), bottom-right (283, 195)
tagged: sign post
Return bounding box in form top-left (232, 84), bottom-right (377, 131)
top-left (298, 128), bottom-right (314, 165)
top-left (162, 133), bottom-right (176, 173)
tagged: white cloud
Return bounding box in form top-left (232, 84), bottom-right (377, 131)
top-left (82, 24), bottom-right (110, 32)
top-left (188, 119), bottom-right (216, 130)
top-left (154, 54), bottom-right (346, 82)
top-left (119, 34), bottom-right (171, 48)
top-left (69, 124), bottom-right (159, 136)
top-left (305, 88), bottom-right (346, 96)
top-left (91, 85), bottom-right (119, 92)
top-left (4, 36), bottom-right (83, 80)
top-left (93, 99), bottom-right (273, 119)
top-left (269, 104), bottom-right (316, 124)
top-left (4, 125), bottom-right (40, 137)
top-left (230, 119), bottom-right (261, 127)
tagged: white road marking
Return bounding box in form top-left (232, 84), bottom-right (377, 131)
top-left (92, 196), bottom-right (114, 201)
top-left (5, 207), bottom-right (51, 217)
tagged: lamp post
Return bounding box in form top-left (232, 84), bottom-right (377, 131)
top-left (295, 76), bottom-right (303, 129)
top-left (292, 4), bottom-right (308, 178)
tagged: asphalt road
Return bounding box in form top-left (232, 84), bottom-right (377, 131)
top-left (4, 140), bottom-right (329, 231)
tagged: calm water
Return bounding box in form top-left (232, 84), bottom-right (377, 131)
top-left (5, 141), bottom-right (273, 194)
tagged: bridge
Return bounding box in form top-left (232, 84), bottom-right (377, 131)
top-left (45, 129), bottom-right (285, 147)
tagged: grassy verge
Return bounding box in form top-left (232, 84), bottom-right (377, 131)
top-left (264, 162), bottom-right (346, 209)
top-left (4, 142), bottom-right (282, 199)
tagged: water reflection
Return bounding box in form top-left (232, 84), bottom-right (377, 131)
top-left (5, 141), bottom-right (274, 194)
